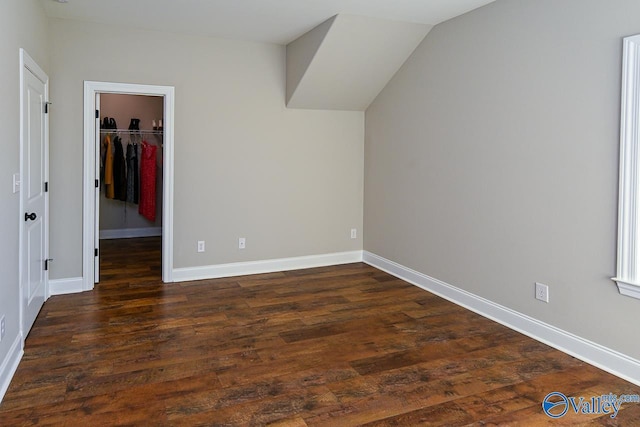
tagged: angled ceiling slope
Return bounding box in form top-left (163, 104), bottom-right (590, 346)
top-left (286, 14), bottom-right (432, 111)
top-left (41, 0), bottom-right (495, 45)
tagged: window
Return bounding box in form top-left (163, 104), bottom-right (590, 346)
top-left (613, 34), bottom-right (640, 299)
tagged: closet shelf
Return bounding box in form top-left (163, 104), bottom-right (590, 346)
top-left (100, 129), bottom-right (163, 134)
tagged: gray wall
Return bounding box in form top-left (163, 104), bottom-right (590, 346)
top-left (365, 0), bottom-right (640, 358)
top-left (48, 18), bottom-right (364, 278)
top-left (0, 0), bottom-right (48, 386)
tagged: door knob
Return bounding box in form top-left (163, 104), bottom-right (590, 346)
top-left (25, 212), bottom-right (37, 221)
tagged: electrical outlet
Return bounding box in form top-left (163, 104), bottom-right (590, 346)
top-left (535, 282), bottom-right (549, 303)
top-left (0, 316), bottom-right (5, 342)
top-left (239, 237), bottom-right (246, 249)
top-left (351, 228), bottom-right (357, 239)
top-left (197, 241), bottom-right (205, 253)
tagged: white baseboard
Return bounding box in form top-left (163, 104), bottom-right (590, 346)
top-left (0, 334), bottom-right (23, 404)
top-left (363, 251), bottom-right (640, 387)
top-left (49, 277), bottom-right (85, 296)
top-left (99, 227), bottom-right (161, 240)
top-left (173, 250), bottom-right (363, 282)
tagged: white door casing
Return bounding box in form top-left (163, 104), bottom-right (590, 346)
top-left (83, 81), bottom-right (175, 288)
top-left (94, 93), bottom-right (100, 283)
top-left (19, 49), bottom-right (49, 336)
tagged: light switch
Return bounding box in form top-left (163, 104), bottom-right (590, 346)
top-left (13, 173), bottom-right (20, 193)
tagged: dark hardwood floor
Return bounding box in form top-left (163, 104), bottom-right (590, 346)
top-left (1, 237), bottom-right (639, 425)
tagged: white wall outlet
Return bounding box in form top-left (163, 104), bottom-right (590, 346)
top-left (535, 282), bottom-right (549, 303)
top-left (239, 237), bottom-right (246, 249)
top-left (351, 228), bottom-right (357, 239)
top-left (0, 315), bottom-right (5, 342)
top-left (197, 241), bottom-right (205, 253)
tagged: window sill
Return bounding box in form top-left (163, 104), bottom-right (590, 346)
top-left (612, 278), bottom-right (640, 300)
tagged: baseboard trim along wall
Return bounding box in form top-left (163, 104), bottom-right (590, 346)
top-left (49, 277), bottom-right (85, 296)
top-left (172, 250), bottom-right (364, 282)
top-left (99, 227), bottom-right (162, 240)
top-left (363, 251), bottom-right (640, 387)
top-left (0, 335), bottom-right (23, 404)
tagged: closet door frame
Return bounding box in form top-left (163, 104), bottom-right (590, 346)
top-left (82, 81), bottom-right (175, 289)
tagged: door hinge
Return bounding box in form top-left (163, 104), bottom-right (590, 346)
top-left (96, 109), bottom-right (99, 119)
top-left (95, 179), bottom-right (99, 188)
top-left (44, 182), bottom-right (48, 192)
top-left (95, 248), bottom-right (99, 257)
top-left (45, 102), bottom-right (52, 114)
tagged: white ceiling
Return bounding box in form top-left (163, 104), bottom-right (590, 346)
top-left (40, 0), bottom-right (495, 45)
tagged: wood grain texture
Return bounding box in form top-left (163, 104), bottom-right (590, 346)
top-left (1, 237), bottom-right (638, 426)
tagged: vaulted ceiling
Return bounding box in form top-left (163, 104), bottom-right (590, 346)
top-left (40, 0), bottom-right (495, 45)
top-left (286, 14), bottom-right (432, 110)
top-left (41, 0), bottom-right (496, 111)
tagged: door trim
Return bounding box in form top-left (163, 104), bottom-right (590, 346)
top-left (19, 49), bottom-right (49, 337)
top-left (83, 81), bottom-right (175, 289)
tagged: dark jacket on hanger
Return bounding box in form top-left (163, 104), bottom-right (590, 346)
top-left (126, 143), bottom-right (138, 204)
top-left (113, 136), bottom-right (127, 201)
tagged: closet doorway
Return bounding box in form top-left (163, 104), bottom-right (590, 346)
top-left (98, 94), bottom-right (164, 281)
top-left (83, 82), bottom-right (175, 290)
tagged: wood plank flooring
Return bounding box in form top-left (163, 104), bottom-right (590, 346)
top-left (1, 237), bottom-right (639, 425)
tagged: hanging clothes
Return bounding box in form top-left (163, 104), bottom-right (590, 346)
top-left (134, 143), bottom-right (140, 204)
top-left (103, 133), bottom-right (115, 199)
top-left (126, 143), bottom-right (137, 204)
top-left (139, 141), bottom-right (157, 221)
top-left (100, 135), bottom-right (106, 189)
top-left (113, 136), bottom-right (127, 201)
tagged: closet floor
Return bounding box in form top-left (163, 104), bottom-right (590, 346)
top-left (99, 236), bottom-right (161, 283)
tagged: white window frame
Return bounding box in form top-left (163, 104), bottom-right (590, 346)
top-left (613, 34), bottom-right (640, 299)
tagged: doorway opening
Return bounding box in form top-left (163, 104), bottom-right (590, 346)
top-left (83, 82), bottom-right (174, 290)
top-left (98, 94), bottom-right (164, 282)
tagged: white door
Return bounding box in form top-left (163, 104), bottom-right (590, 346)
top-left (20, 50), bottom-right (49, 336)
top-left (94, 93), bottom-right (101, 283)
